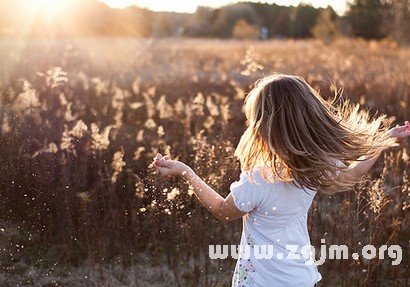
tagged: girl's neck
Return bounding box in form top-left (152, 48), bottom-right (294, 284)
top-left (259, 165), bottom-right (293, 183)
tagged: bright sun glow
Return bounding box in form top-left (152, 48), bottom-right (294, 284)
top-left (25, 0), bottom-right (69, 17)
top-left (101, 0), bottom-right (347, 15)
top-left (102, 0), bottom-right (201, 13)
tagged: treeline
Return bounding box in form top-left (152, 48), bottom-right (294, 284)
top-left (0, 0), bottom-right (408, 42)
top-left (170, 0), bottom-right (409, 41)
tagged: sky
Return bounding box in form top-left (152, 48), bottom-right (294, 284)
top-left (101, 0), bottom-right (349, 15)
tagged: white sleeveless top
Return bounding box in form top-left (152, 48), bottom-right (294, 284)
top-left (230, 168), bottom-right (321, 287)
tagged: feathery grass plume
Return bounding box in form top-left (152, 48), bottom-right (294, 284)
top-left (240, 46), bottom-right (264, 76)
top-left (111, 88), bottom-right (126, 110)
top-left (77, 192), bottom-right (91, 204)
top-left (64, 102), bottom-right (78, 122)
top-left (174, 99), bottom-right (185, 115)
top-left (206, 95), bottom-right (220, 116)
top-left (166, 187), bottom-right (180, 201)
top-left (133, 146), bottom-right (145, 161)
top-left (203, 116), bottom-right (215, 130)
top-left (59, 93), bottom-right (77, 122)
top-left (111, 147), bottom-right (126, 184)
top-left (157, 126), bottom-right (165, 137)
top-left (31, 142), bottom-right (59, 158)
top-left (142, 92), bottom-right (156, 118)
top-left (136, 130), bottom-right (144, 143)
top-left (156, 96), bottom-right (173, 119)
top-left (132, 78), bottom-right (141, 95)
top-left (59, 93), bottom-right (68, 106)
top-left (134, 176), bottom-right (145, 199)
top-left (144, 118), bottom-right (156, 129)
top-left (147, 86), bottom-right (156, 97)
top-left (41, 67), bottom-right (68, 88)
top-left (13, 80), bottom-right (40, 112)
top-left (1, 114), bottom-right (10, 133)
top-left (402, 169), bottom-right (410, 211)
top-left (91, 77), bottom-right (108, 97)
top-left (129, 101), bottom-right (144, 110)
top-left (61, 124), bottom-right (76, 154)
top-left (220, 98), bottom-right (232, 124)
top-left (69, 120), bottom-right (88, 138)
top-left (112, 88), bottom-right (127, 128)
top-left (192, 92), bottom-right (205, 116)
top-left (90, 123), bottom-right (112, 152)
top-left (59, 120), bottom-right (87, 156)
top-left (114, 108), bottom-right (124, 129)
top-left (369, 178), bottom-right (386, 214)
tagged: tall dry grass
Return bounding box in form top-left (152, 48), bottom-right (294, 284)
top-left (0, 38), bottom-right (408, 286)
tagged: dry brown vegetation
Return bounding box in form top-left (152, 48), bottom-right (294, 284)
top-left (0, 38), bottom-right (408, 286)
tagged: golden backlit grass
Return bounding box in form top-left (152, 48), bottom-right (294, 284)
top-left (0, 38), bottom-right (408, 286)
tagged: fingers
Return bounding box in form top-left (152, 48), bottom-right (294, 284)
top-left (151, 153), bottom-right (174, 178)
top-left (153, 153), bottom-right (171, 162)
top-left (157, 166), bottom-right (170, 177)
top-left (153, 153), bottom-right (161, 166)
top-left (153, 153), bottom-right (162, 161)
top-left (393, 122), bottom-right (410, 134)
top-left (398, 126), bottom-right (410, 132)
top-left (406, 121), bottom-right (410, 131)
top-left (395, 121), bottom-right (410, 127)
top-left (401, 121), bottom-right (410, 129)
top-left (153, 154), bottom-right (173, 169)
top-left (156, 160), bottom-right (172, 168)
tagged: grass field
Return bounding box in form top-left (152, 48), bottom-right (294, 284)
top-left (0, 38), bottom-right (409, 286)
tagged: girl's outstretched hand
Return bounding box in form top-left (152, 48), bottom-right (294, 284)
top-left (387, 121), bottom-right (410, 144)
top-left (153, 153), bottom-right (190, 178)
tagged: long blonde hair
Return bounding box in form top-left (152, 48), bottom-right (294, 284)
top-left (235, 74), bottom-right (398, 194)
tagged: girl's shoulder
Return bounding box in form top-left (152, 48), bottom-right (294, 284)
top-left (239, 167), bottom-right (317, 197)
top-left (240, 167), bottom-right (289, 185)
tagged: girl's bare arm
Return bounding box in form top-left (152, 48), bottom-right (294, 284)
top-left (339, 150), bottom-right (383, 182)
top-left (154, 154), bottom-right (245, 222)
top-left (340, 121), bottom-right (410, 183)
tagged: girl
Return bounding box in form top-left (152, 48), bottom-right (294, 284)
top-left (153, 74), bottom-right (410, 287)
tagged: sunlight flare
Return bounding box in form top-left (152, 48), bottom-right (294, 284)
top-left (23, 0), bottom-right (69, 17)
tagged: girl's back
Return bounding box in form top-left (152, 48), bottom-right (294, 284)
top-left (231, 168), bottom-right (320, 287)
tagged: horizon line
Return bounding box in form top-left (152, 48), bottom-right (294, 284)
top-left (100, 1), bottom-right (348, 16)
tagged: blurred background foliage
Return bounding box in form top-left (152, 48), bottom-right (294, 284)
top-left (0, 38), bottom-right (408, 286)
top-left (0, 0), bottom-right (409, 42)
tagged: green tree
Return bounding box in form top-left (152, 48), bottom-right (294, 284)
top-left (347, 0), bottom-right (388, 39)
top-left (289, 4), bottom-right (319, 38)
top-left (248, 3), bottom-right (292, 37)
top-left (311, 6), bottom-right (339, 39)
top-left (211, 3), bottom-right (259, 38)
top-left (185, 6), bottom-right (214, 37)
top-left (232, 19), bottom-right (260, 39)
top-left (384, 0), bottom-right (410, 43)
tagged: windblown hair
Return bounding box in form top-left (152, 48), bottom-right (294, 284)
top-left (235, 74), bottom-right (398, 194)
